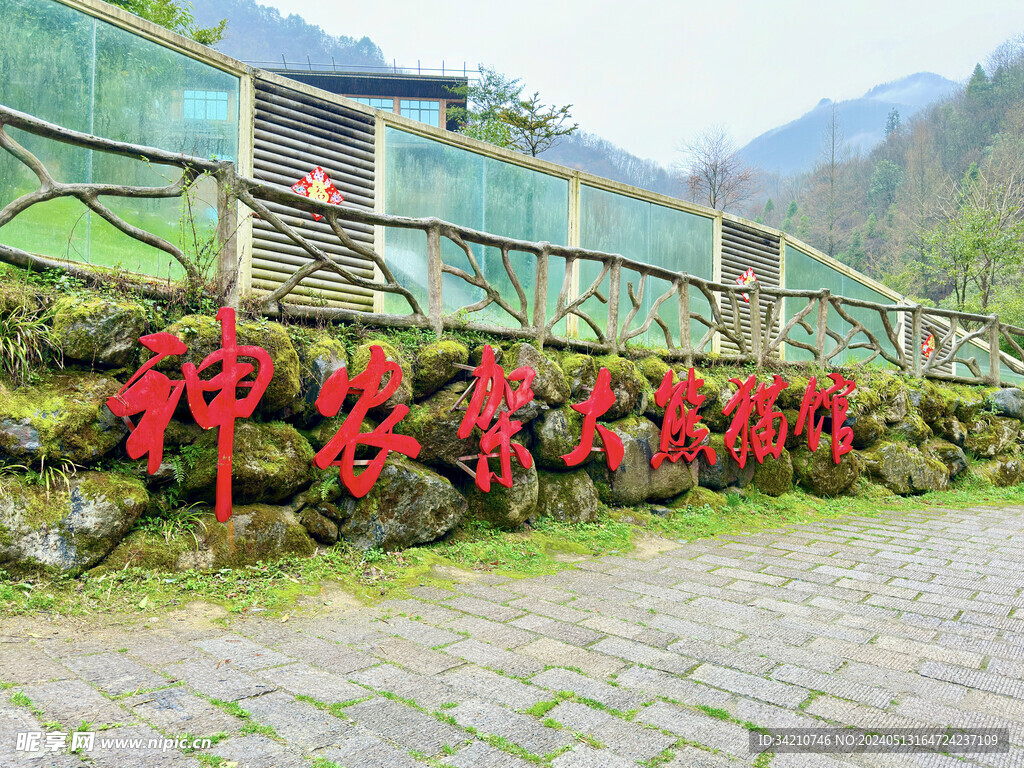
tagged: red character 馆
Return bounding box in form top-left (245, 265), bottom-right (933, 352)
top-left (795, 373), bottom-right (855, 463)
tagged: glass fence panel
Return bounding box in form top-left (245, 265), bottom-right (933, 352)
top-left (383, 127), bottom-right (569, 329)
top-left (960, 339), bottom-right (1024, 385)
top-left (578, 186), bottom-right (714, 347)
top-left (0, 0), bottom-right (239, 279)
top-left (784, 246), bottom-right (900, 366)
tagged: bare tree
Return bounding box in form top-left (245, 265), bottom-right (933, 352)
top-left (815, 104), bottom-right (849, 257)
top-left (676, 125), bottom-right (759, 211)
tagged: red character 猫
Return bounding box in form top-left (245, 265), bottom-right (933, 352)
top-left (182, 307), bottom-right (274, 522)
top-left (107, 333), bottom-right (189, 474)
top-left (795, 373), bottom-right (855, 463)
top-left (560, 367), bottom-right (624, 470)
top-left (652, 368), bottom-right (716, 468)
top-left (313, 345), bottom-right (421, 497)
top-left (751, 375), bottom-right (790, 462)
top-left (457, 345), bottom-right (535, 492)
top-left (722, 374), bottom-right (757, 468)
top-left (723, 374), bottom-right (790, 468)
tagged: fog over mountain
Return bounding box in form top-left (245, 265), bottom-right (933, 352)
top-left (737, 73), bottom-right (958, 176)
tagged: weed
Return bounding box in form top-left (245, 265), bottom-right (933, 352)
top-left (0, 303), bottom-right (61, 386)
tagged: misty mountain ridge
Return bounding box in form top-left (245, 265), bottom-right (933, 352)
top-left (738, 72), bottom-right (957, 176)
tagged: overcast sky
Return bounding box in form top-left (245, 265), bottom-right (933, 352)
top-left (263, 0), bottom-right (1024, 167)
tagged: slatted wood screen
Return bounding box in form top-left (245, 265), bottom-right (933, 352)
top-left (719, 219), bottom-right (782, 356)
top-left (250, 77), bottom-right (377, 309)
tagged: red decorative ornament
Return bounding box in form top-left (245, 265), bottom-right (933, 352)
top-left (736, 267), bottom-right (757, 303)
top-left (109, 308), bottom-right (274, 523)
top-left (314, 345), bottom-right (421, 498)
top-left (291, 166), bottom-right (344, 221)
top-left (560, 367), bottom-right (624, 470)
top-left (795, 373), bottom-right (855, 464)
top-left (652, 368), bottom-right (716, 468)
top-left (921, 333), bottom-right (936, 359)
top-left (457, 345), bottom-right (535, 492)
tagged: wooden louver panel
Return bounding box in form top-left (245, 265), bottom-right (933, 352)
top-left (719, 219), bottom-right (782, 356)
top-left (251, 78), bottom-right (376, 309)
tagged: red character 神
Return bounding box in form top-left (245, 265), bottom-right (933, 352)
top-left (795, 373), bottom-right (855, 463)
top-left (560, 367), bottom-right (624, 470)
top-left (313, 345), bottom-right (421, 498)
top-left (109, 307), bottom-right (273, 523)
top-left (652, 368), bottom-right (716, 468)
top-left (456, 345), bottom-right (535, 492)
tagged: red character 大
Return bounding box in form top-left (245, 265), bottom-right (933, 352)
top-left (182, 307), bottom-right (274, 522)
top-left (313, 345), bottom-right (421, 498)
top-left (795, 373), bottom-right (855, 463)
top-left (652, 368), bottom-right (716, 468)
top-left (457, 345), bottom-right (535, 492)
top-left (560, 367), bottom-right (624, 470)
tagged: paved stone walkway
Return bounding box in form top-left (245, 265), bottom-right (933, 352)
top-left (3, 505), bottom-right (1024, 768)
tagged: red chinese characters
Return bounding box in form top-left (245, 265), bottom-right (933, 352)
top-left (723, 374), bottom-right (789, 467)
top-left (313, 345), bottom-right (421, 498)
top-left (108, 308), bottom-right (273, 523)
top-left (560, 367), bottom-right (624, 470)
top-left (652, 368), bottom-right (716, 468)
top-left (795, 373), bottom-right (855, 463)
top-left (457, 346), bottom-right (535, 492)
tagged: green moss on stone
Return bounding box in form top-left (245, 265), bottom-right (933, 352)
top-left (415, 339), bottom-right (469, 399)
top-left (751, 449), bottom-right (793, 497)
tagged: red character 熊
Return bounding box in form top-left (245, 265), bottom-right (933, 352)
top-left (313, 345), bottom-right (421, 498)
top-left (795, 373), bottom-right (855, 463)
top-left (652, 368), bottom-right (716, 468)
top-left (457, 345), bottom-right (535, 491)
top-left (560, 367), bottom-right (624, 470)
top-left (109, 308), bottom-right (273, 523)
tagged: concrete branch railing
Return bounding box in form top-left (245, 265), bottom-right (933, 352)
top-left (1, 104), bottom-right (1021, 387)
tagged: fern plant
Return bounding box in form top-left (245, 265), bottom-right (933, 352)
top-left (0, 304), bottom-right (60, 386)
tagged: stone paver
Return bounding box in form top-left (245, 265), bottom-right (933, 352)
top-left (5, 505), bottom-right (1024, 766)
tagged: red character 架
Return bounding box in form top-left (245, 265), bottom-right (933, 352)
top-left (457, 345), bottom-right (535, 492)
top-left (560, 367), bottom-right (624, 470)
top-left (795, 373), bottom-right (855, 463)
top-left (313, 345), bottom-right (421, 498)
top-left (652, 368), bottom-right (716, 468)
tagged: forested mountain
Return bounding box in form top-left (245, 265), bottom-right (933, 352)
top-left (539, 132), bottom-right (679, 196)
top-left (190, 0), bottom-right (386, 68)
top-left (738, 73), bottom-right (956, 175)
top-left (752, 36), bottom-right (1024, 324)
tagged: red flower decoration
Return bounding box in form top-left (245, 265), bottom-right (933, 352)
top-left (736, 267), bottom-right (757, 303)
top-left (921, 333), bottom-right (936, 359)
top-left (291, 166), bottom-right (344, 221)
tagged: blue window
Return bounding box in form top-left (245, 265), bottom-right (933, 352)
top-left (352, 97), bottom-right (394, 111)
top-left (183, 90), bottom-right (228, 120)
top-left (399, 99), bottom-right (440, 127)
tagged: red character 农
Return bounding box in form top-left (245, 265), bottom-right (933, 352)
top-left (652, 368), bottom-right (716, 468)
top-left (457, 345), bottom-right (535, 492)
top-left (313, 345), bottom-right (421, 498)
top-left (560, 367), bottom-right (624, 470)
top-left (795, 373), bottom-right (855, 463)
